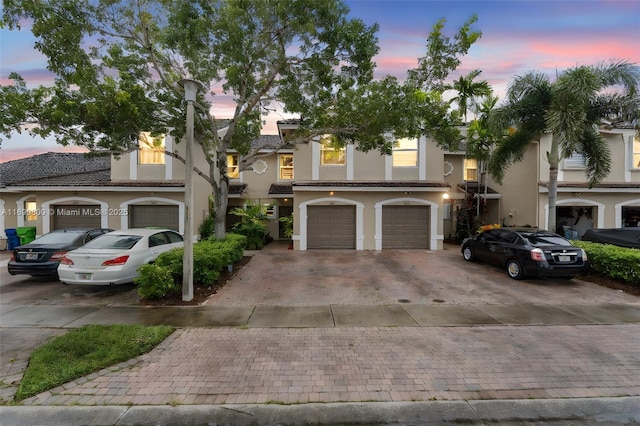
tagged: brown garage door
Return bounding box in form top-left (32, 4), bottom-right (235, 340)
top-left (52, 205), bottom-right (101, 230)
top-left (307, 205), bottom-right (355, 249)
top-left (382, 205), bottom-right (429, 249)
top-left (129, 205), bottom-right (179, 231)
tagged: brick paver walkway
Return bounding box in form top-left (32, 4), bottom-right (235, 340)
top-left (24, 324), bottom-right (640, 406)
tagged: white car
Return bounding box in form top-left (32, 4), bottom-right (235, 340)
top-left (58, 228), bottom-right (183, 286)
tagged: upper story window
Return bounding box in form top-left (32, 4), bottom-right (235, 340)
top-left (139, 132), bottom-right (165, 165)
top-left (320, 135), bottom-right (346, 166)
top-left (392, 138), bottom-right (418, 167)
top-left (279, 154), bottom-right (294, 180)
top-left (464, 158), bottom-right (478, 181)
top-left (227, 154), bottom-right (240, 179)
top-left (564, 152), bottom-right (586, 169)
top-left (633, 136), bottom-right (640, 169)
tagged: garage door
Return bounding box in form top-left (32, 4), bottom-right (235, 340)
top-left (52, 205), bottom-right (101, 230)
top-left (129, 205), bottom-right (179, 231)
top-left (307, 205), bottom-right (355, 249)
top-left (382, 205), bottom-right (429, 249)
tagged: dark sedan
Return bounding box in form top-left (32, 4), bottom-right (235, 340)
top-left (8, 228), bottom-right (113, 277)
top-left (461, 228), bottom-right (588, 280)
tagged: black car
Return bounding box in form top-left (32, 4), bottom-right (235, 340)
top-left (8, 228), bottom-right (113, 277)
top-left (461, 228), bottom-right (588, 280)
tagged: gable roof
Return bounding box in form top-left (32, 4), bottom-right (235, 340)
top-left (0, 152), bottom-right (110, 186)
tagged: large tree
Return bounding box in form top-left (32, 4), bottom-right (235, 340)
top-left (1, 0), bottom-right (481, 238)
top-left (488, 61), bottom-right (640, 232)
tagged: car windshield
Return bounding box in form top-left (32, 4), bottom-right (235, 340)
top-left (82, 235), bottom-right (142, 250)
top-left (525, 234), bottom-right (571, 246)
top-left (30, 230), bottom-right (85, 245)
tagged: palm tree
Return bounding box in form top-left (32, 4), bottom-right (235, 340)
top-left (489, 60), bottom-right (640, 232)
top-left (448, 69), bottom-right (492, 122)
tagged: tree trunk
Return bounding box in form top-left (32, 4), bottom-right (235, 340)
top-left (214, 178), bottom-right (229, 240)
top-left (547, 138), bottom-right (560, 234)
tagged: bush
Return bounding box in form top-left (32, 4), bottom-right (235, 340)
top-left (135, 264), bottom-right (179, 299)
top-left (198, 214), bottom-right (216, 240)
top-left (135, 236), bottom-right (248, 299)
top-left (572, 240), bottom-right (640, 285)
top-left (231, 222), bottom-right (271, 250)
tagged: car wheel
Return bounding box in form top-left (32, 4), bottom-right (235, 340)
top-left (506, 259), bottom-right (524, 280)
top-left (462, 246), bottom-right (474, 262)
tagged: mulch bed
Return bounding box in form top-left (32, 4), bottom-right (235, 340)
top-left (139, 256), bottom-right (252, 306)
top-left (577, 271), bottom-right (640, 296)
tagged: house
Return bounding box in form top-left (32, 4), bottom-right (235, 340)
top-left (2, 125), bottom-right (638, 250)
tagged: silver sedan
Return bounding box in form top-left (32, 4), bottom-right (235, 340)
top-left (58, 228), bottom-right (183, 286)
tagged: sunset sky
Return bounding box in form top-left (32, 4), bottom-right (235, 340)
top-left (1, 0), bottom-right (639, 162)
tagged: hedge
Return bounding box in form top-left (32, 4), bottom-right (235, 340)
top-left (572, 240), bottom-right (640, 285)
top-left (135, 233), bottom-right (248, 299)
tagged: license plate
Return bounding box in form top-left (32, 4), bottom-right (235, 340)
top-left (25, 253), bottom-right (39, 260)
top-left (77, 273), bottom-right (92, 280)
top-left (558, 255), bottom-right (571, 262)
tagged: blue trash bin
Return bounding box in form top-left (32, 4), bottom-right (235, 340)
top-left (5, 228), bottom-right (19, 250)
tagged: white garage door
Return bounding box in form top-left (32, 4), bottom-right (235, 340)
top-left (52, 205), bottom-right (101, 230)
top-left (307, 205), bottom-right (355, 249)
top-left (382, 205), bottom-right (429, 249)
top-left (129, 205), bottom-right (179, 231)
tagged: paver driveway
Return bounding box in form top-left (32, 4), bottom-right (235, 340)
top-left (205, 242), bottom-right (639, 306)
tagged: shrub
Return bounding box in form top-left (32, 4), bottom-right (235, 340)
top-left (198, 214), bottom-right (216, 240)
top-left (135, 264), bottom-right (179, 299)
top-left (231, 222), bottom-right (271, 250)
top-left (572, 241), bottom-right (640, 285)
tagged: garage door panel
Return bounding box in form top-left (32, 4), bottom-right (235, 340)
top-left (382, 205), bottom-right (429, 249)
top-left (307, 205), bottom-right (355, 249)
top-left (52, 205), bottom-right (101, 230)
top-left (130, 205), bottom-right (179, 231)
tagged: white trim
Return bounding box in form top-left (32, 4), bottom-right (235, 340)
top-left (297, 197), bottom-right (364, 251)
top-left (41, 196), bottom-right (110, 234)
top-left (385, 154), bottom-right (392, 180)
top-left (130, 150), bottom-right (138, 180)
top-left (1, 186), bottom-right (185, 193)
top-left (539, 185), bottom-right (640, 194)
top-left (614, 198), bottom-right (640, 228)
top-left (312, 141), bottom-right (320, 180)
top-left (15, 194), bottom-right (36, 227)
top-left (165, 135), bottom-right (173, 180)
top-left (545, 198), bottom-right (605, 230)
top-left (346, 145), bottom-right (354, 180)
top-left (0, 199), bottom-right (5, 238)
top-left (293, 185), bottom-right (447, 193)
top-left (120, 197), bottom-right (185, 235)
top-left (374, 198), bottom-right (440, 250)
top-left (419, 137), bottom-right (427, 180)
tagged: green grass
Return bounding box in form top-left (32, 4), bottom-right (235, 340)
top-left (15, 324), bottom-right (174, 401)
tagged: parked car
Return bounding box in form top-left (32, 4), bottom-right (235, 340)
top-left (8, 228), bottom-right (113, 277)
top-left (461, 228), bottom-right (588, 280)
top-left (58, 228), bottom-right (183, 286)
top-left (582, 228), bottom-right (640, 249)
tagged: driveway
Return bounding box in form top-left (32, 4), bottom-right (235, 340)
top-left (205, 242), bottom-right (639, 306)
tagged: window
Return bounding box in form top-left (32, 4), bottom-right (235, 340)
top-left (633, 136), bottom-right (640, 169)
top-left (392, 138), bottom-right (418, 167)
top-left (320, 135), bottom-right (345, 165)
top-left (464, 158), bottom-right (478, 181)
top-left (139, 132), bottom-right (165, 165)
top-left (564, 152), bottom-right (586, 169)
top-left (25, 201), bottom-right (37, 221)
top-left (279, 154), bottom-right (294, 180)
top-left (227, 154), bottom-right (240, 179)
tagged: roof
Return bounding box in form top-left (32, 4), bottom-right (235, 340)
top-left (457, 182), bottom-right (500, 194)
top-left (293, 181), bottom-right (450, 188)
top-left (0, 152), bottom-right (110, 186)
top-left (269, 183), bottom-right (293, 196)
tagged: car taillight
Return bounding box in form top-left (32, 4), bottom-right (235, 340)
top-left (50, 251), bottom-right (67, 261)
top-left (581, 248), bottom-right (588, 261)
top-left (530, 248), bottom-right (545, 261)
top-left (102, 255), bottom-right (129, 266)
top-left (60, 256), bottom-right (74, 265)
top-left (10, 253), bottom-right (15, 261)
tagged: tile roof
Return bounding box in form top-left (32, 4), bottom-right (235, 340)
top-left (293, 180), bottom-right (450, 188)
top-left (457, 182), bottom-right (500, 194)
top-left (269, 183), bottom-right (293, 195)
top-left (0, 152), bottom-right (110, 186)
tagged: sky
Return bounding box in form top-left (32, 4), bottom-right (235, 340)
top-left (1, 0), bottom-right (639, 162)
